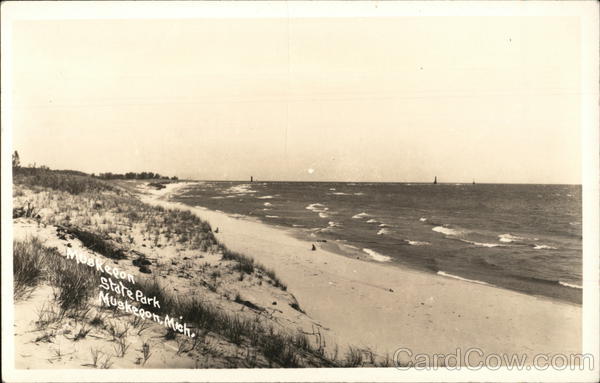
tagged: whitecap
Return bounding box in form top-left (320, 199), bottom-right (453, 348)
top-left (306, 203), bottom-right (328, 212)
top-left (257, 195), bottom-right (274, 199)
top-left (406, 240), bottom-right (430, 246)
top-left (318, 212), bottom-right (330, 219)
top-left (366, 219), bottom-right (378, 223)
top-left (352, 212), bottom-right (370, 219)
top-left (328, 221), bottom-right (341, 227)
top-left (419, 217), bottom-right (427, 222)
top-left (437, 271), bottom-right (492, 286)
top-left (263, 202), bottom-right (272, 207)
top-left (354, 192), bottom-right (365, 196)
top-left (362, 248), bottom-right (392, 262)
top-left (559, 281), bottom-right (582, 289)
top-left (266, 215), bottom-right (279, 218)
top-left (224, 184), bottom-right (256, 194)
top-left (460, 239), bottom-right (503, 248)
top-left (331, 192), bottom-right (351, 195)
top-left (377, 228), bottom-right (391, 235)
top-left (498, 233), bottom-right (524, 243)
top-left (432, 226), bottom-right (462, 236)
top-left (533, 244), bottom-right (558, 250)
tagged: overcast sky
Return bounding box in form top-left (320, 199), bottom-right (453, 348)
top-left (10, 15), bottom-right (582, 183)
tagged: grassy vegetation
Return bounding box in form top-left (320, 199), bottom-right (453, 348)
top-left (12, 167), bottom-right (387, 368)
top-left (13, 237), bottom-right (99, 310)
top-left (14, 167), bottom-right (119, 195)
top-left (63, 227), bottom-right (126, 260)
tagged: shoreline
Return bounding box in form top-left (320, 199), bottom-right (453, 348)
top-left (158, 181), bottom-right (582, 306)
top-left (141, 182), bottom-right (582, 358)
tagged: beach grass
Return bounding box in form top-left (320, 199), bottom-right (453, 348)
top-left (12, 168), bottom-right (353, 367)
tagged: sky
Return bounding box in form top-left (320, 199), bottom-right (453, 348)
top-left (10, 15), bottom-right (582, 183)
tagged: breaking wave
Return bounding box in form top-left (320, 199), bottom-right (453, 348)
top-left (437, 271), bottom-right (492, 286)
top-left (362, 248), bottom-right (392, 262)
top-left (559, 281), bottom-right (582, 289)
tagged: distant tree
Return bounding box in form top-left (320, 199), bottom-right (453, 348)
top-left (12, 151), bottom-right (20, 168)
top-left (171, 176), bottom-right (178, 181)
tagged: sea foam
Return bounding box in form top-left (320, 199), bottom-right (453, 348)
top-left (432, 226), bottom-right (462, 236)
top-left (498, 233), bottom-right (524, 243)
top-left (352, 212), bottom-right (370, 219)
top-left (406, 240), bottom-right (430, 246)
top-left (559, 281), bottom-right (582, 289)
top-left (437, 271), bottom-right (492, 286)
top-left (533, 244), bottom-right (557, 250)
top-left (362, 248), bottom-right (392, 262)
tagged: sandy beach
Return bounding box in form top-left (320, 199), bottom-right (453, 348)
top-left (144, 182), bottom-right (582, 361)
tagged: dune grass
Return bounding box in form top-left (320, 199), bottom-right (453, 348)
top-left (13, 237), bottom-right (99, 310)
top-left (14, 167), bottom-right (119, 195)
top-left (12, 168), bottom-right (386, 367)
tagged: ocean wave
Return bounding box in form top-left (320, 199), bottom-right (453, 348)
top-left (460, 239), bottom-right (504, 248)
top-left (331, 192), bottom-right (351, 195)
top-left (329, 188), bottom-right (336, 191)
top-left (362, 248), bottom-right (392, 262)
top-left (379, 223), bottom-right (390, 227)
top-left (211, 196), bottom-right (225, 199)
top-left (266, 215), bottom-right (279, 218)
top-left (224, 184), bottom-right (256, 194)
top-left (257, 195), bottom-right (274, 199)
top-left (377, 228), bottom-right (391, 235)
top-left (533, 244), bottom-right (558, 250)
top-left (306, 203), bottom-right (328, 212)
top-left (366, 219), bottom-right (379, 223)
top-left (559, 281), bottom-right (582, 289)
top-left (419, 217), bottom-right (427, 222)
top-left (498, 233), bottom-right (524, 243)
top-left (352, 212), bottom-right (370, 219)
top-left (437, 271), bottom-right (492, 286)
top-left (328, 221), bottom-right (341, 227)
top-left (292, 224), bottom-right (304, 227)
top-left (318, 212), bottom-right (330, 219)
top-left (263, 202), bottom-right (272, 207)
top-left (354, 192), bottom-right (365, 196)
top-left (406, 240), bottom-right (430, 246)
top-left (432, 226), bottom-right (463, 236)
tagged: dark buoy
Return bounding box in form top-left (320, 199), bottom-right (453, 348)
top-left (311, 244), bottom-right (316, 251)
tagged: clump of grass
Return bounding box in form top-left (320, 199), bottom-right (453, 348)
top-left (64, 227), bottom-right (126, 260)
top-left (344, 346), bottom-right (365, 367)
top-left (14, 236), bottom-right (101, 311)
top-left (222, 250), bottom-right (255, 274)
top-left (13, 237), bottom-right (46, 300)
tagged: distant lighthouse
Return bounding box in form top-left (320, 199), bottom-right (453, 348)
top-left (433, 176), bottom-right (437, 185)
top-left (250, 176), bottom-right (253, 183)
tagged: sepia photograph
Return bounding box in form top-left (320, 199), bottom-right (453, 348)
top-left (1, 1), bottom-right (598, 382)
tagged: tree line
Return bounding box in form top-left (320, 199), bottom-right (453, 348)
top-left (12, 151), bottom-right (178, 180)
